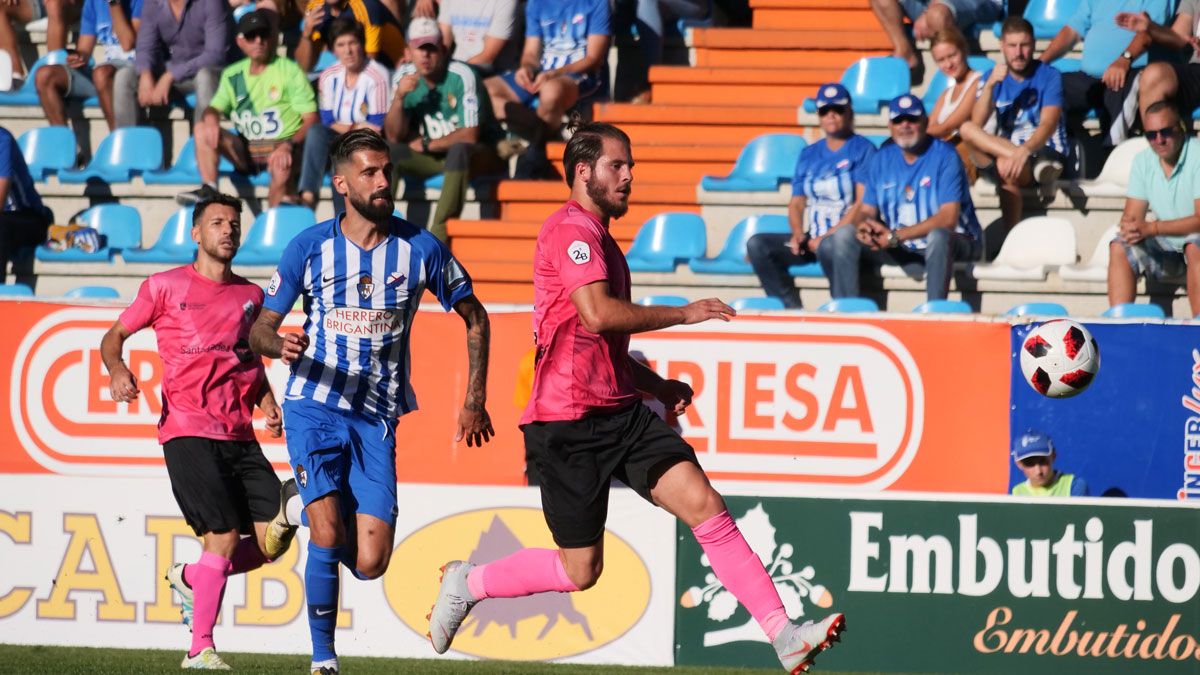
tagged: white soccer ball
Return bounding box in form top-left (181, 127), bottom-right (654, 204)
top-left (1018, 319), bottom-right (1100, 398)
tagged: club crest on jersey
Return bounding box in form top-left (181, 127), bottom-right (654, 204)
top-left (919, 175), bottom-right (932, 187)
top-left (568, 240), bottom-right (591, 265)
top-left (387, 272), bottom-right (407, 287)
top-left (444, 259), bottom-right (468, 291)
top-left (295, 464), bottom-right (308, 488)
top-left (836, 159), bottom-right (850, 169)
top-left (357, 274), bottom-right (374, 299)
top-left (242, 300), bottom-right (256, 322)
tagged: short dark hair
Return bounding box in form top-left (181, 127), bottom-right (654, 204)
top-left (192, 193), bottom-right (242, 228)
top-left (1000, 16), bottom-right (1034, 38)
top-left (1144, 99), bottom-right (1180, 121)
top-left (325, 16), bottom-right (365, 50)
top-left (562, 122), bottom-right (631, 188)
top-left (330, 128), bottom-right (390, 170)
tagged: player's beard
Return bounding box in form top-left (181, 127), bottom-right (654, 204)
top-left (586, 179), bottom-right (630, 219)
top-left (349, 188), bottom-right (394, 222)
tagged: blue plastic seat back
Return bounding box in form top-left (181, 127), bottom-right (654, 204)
top-left (76, 204), bottom-right (143, 250)
top-left (63, 285), bottom-right (121, 299)
top-left (637, 295), bottom-right (689, 307)
top-left (1051, 57), bottom-right (1082, 73)
top-left (1102, 302), bottom-right (1165, 319)
top-left (819, 297), bottom-right (879, 313)
top-left (143, 138), bottom-right (235, 184)
top-left (124, 207), bottom-right (197, 262)
top-left (700, 134), bottom-right (807, 191)
top-left (1006, 302), bottom-right (1069, 317)
top-left (0, 50), bottom-right (69, 105)
top-left (921, 56), bottom-right (996, 109)
top-left (803, 57), bottom-right (909, 114)
top-left (18, 126), bottom-right (76, 179)
top-left (689, 214), bottom-right (791, 274)
top-left (626, 212), bottom-right (707, 271)
top-left (0, 283), bottom-right (33, 297)
top-left (238, 205), bottom-right (317, 263)
top-left (1026, 0), bottom-right (1083, 38)
top-left (731, 296), bottom-right (786, 311)
top-left (913, 299), bottom-right (972, 314)
top-left (59, 127), bottom-right (163, 182)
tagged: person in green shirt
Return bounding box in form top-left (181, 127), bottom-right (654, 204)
top-left (179, 9), bottom-right (319, 208)
top-left (1011, 429), bottom-right (1090, 497)
top-left (383, 17), bottom-right (503, 242)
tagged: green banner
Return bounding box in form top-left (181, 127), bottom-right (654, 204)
top-left (674, 496), bottom-right (1200, 673)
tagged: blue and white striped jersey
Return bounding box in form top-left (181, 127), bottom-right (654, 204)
top-left (262, 214), bottom-right (474, 420)
top-left (791, 134), bottom-right (876, 237)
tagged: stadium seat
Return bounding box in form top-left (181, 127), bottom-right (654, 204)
top-left (143, 138), bottom-right (235, 184)
top-left (232, 1), bottom-right (255, 21)
top-left (235, 205), bottom-right (318, 265)
top-left (689, 214), bottom-right (791, 274)
top-left (1022, 0), bottom-right (1084, 39)
top-left (731, 296), bottom-right (786, 311)
top-left (1103, 302), bottom-right (1166, 319)
top-left (122, 207), bottom-right (197, 263)
top-left (1005, 302), bottom-right (1069, 317)
top-left (0, 49), bottom-right (68, 105)
top-left (1076, 138), bottom-right (1148, 197)
top-left (921, 56), bottom-right (996, 110)
top-left (0, 282), bottom-right (33, 297)
top-left (818, 297), bottom-right (879, 312)
top-left (970, 216), bottom-right (1076, 281)
top-left (1059, 225), bottom-right (1118, 282)
top-left (63, 285), bottom-right (121, 299)
top-left (58, 127), bottom-right (163, 183)
top-left (700, 134), bottom-right (807, 192)
top-left (863, 134), bottom-right (888, 148)
top-left (802, 57), bottom-right (909, 115)
top-left (913, 299), bottom-right (972, 313)
top-left (18, 126), bottom-right (76, 180)
top-left (787, 261), bottom-right (825, 277)
top-left (626, 213), bottom-right (707, 272)
top-left (1050, 57), bottom-right (1083, 73)
top-left (638, 295), bottom-right (689, 306)
top-left (36, 204), bottom-right (142, 262)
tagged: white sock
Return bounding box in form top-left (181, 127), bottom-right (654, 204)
top-left (285, 495), bottom-right (304, 526)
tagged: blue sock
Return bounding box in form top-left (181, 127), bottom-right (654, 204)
top-left (306, 542), bottom-right (340, 662)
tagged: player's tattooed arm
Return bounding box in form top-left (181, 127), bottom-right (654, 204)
top-left (250, 308), bottom-right (310, 364)
top-left (453, 295), bottom-right (495, 447)
top-left (100, 321), bottom-right (140, 403)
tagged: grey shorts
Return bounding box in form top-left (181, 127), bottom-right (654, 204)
top-left (898, 0), bottom-right (1002, 29)
top-left (1118, 235), bottom-right (1200, 281)
top-left (62, 59), bottom-right (133, 98)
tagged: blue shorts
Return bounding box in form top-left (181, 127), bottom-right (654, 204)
top-left (499, 69), bottom-right (604, 107)
top-left (282, 398), bottom-right (398, 526)
top-left (1117, 235), bottom-right (1200, 281)
top-left (897, 0), bottom-right (1002, 29)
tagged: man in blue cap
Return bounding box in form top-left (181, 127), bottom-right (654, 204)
top-left (747, 83), bottom-right (877, 308)
top-left (1011, 429), bottom-right (1089, 496)
top-left (817, 93), bottom-right (982, 303)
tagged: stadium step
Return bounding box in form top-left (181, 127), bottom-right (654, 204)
top-left (648, 66), bottom-right (845, 86)
top-left (692, 48), bottom-right (890, 68)
top-left (497, 180), bottom-right (696, 204)
top-left (690, 28), bottom-right (891, 50)
top-left (446, 219), bottom-right (641, 241)
top-left (502, 202), bottom-right (699, 223)
top-left (750, 0), bottom-right (872, 9)
top-left (650, 83), bottom-right (816, 106)
top-left (467, 280), bottom-right (535, 303)
top-left (549, 141), bottom-right (743, 163)
top-left (547, 159), bottom-right (727, 185)
top-left (594, 103), bottom-right (798, 127)
top-left (751, 8), bottom-right (882, 30)
top-left (617, 123), bottom-right (804, 146)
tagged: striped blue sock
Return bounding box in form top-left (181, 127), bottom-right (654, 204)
top-left (306, 542), bottom-right (340, 662)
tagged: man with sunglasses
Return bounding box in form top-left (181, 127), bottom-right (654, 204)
top-left (1108, 100), bottom-right (1200, 316)
top-left (818, 94), bottom-right (982, 303)
top-left (1011, 430), bottom-right (1089, 497)
top-left (746, 83), bottom-right (876, 308)
top-left (179, 9), bottom-right (318, 208)
top-left (960, 17), bottom-right (1068, 230)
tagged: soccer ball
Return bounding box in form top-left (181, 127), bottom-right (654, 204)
top-left (1018, 319), bottom-right (1100, 398)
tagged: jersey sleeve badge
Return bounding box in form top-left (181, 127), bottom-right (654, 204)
top-left (567, 240), bottom-right (591, 265)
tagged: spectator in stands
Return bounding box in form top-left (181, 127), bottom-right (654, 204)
top-left (1038, 0), bottom-right (1170, 150)
top-left (1107, 101), bottom-right (1200, 316)
top-left (295, 0), bottom-right (405, 71)
top-left (746, 84), bottom-right (876, 309)
top-left (0, 126), bottom-right (52, 285)
top-left (0, 0), bottom-right (78, 83)
top-left (484, 0), bottom-right (611, 179)
top-left (959, 17), bottom-right (1068, 228)
top-left (819, 95), bottom-right (982, 302)
top-left (179, 9), bottom-right (317, 208)
top-left (1011, 429), bottom-right (1089, 497)
top-left (438, 0), bottom-right (519, 76)
top-left (925, 27), bottom-right (983, 183)
top-left (123, 0), bottom-right (230, 127)
top-left (1116, 8), bottom-right (1200, 129)
top-left (298, 17), bottom-right (390, 211)
top-left (385, 18), bottom-right (503, 241)
top-left (868, 0), bottom-right (1001, 82)
top-left (36, 0), bottom-right (141, 134)
top-left (615, 0), bottom-right (708, 103)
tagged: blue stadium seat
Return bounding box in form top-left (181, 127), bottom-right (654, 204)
top-left (1102, 302), bottom-right (1166, 319)
top-left (58, 127), bottom-right (163, 183)
top-left (700, 134), bottom-right (807, 192)
top-left (863, 134), bottom-right (889, 148)
top-left (313, 49), bottom-right (337, 74)
top-left (36, 204), bottom-right (142, 262)
top-left (63, 285), bottom-right (121, 299)
top-left (921, 56), bottom-right (996, 109)
top-left (122, 207), bottom-right (197, 263)
top-left (626, 213), bottom-right (707, 272)
top-left (731, 296), bottom-right (786, 311)
top-left (638, 295), bottom-right (689, 306)
top-left (689, 214), bottom-right (790, 274)
top-left (18, 126), bottom-right (76, 180)
top-left (819, 297), bottom-right (879, 313)
top-left (1051, 57), bottom-right (1082, 73)
top-left (0, 283), bottom-right (33, 297)
top-left (988, 0), bottom-right (1083, 39)
top-left (787, 261), bottom-right (825, 277)
top-left (233, 1), bottom-right (256, 21)
top-left (0, 50), bottom-right (68, 105)
top-left (143, 138), bottom-right (235, 184)
top-left (1006, 302), bottom-right (1069, 317)
top-left (235, 205), bottom-right (318, 265)
top-left (913, 299), bottom-right (972, 314)
top-left (802, 57), bottom-right (909, 114)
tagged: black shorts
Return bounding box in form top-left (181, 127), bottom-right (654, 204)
top-left (523, 402), bottom-right (699, 548)
top-left (1167, 63), bottom-right (1200, 123)
top-left (163, 437), bottom-right (281, 536)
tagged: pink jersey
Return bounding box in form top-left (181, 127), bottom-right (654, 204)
top-left (119, 265), bottom-right (266, 444)
top-left (520, 200), bottom-right (638, 424)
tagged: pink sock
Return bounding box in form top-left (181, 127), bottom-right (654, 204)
top-left (230, 537), bottom-right (268, 575)
top-left (185, 552), bottom-right (232, 657)
top-left (692, 511), bottom-right (790, 642)
top-left (466, 548), bottom-right (578, 600)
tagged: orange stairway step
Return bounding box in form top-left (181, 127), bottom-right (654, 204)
top-left (500, 181), bottom-right (694, 204)
top-left (691, 28), bottom-right (891, 50)
top-left (465, 260), bottom-right (534, 283)
top-left (648, 66), bottom-right (844, 86)
top-left (549, 159), bottom-right (729, 184)
top-left (752, 9), bottom-right (882, 30)
top-left (751, 0), bottom-right (871, 8)
top-left (549, 141), bottom-right (743, 163)
top-left (453, 238), bottom-right (537, 261)
top-left (651, 83), bottom-right (813, 106)
top-left (694, 48), bottom-right (889, 68)
top-left (502, 202), bottom-right (699, 223)
top-left (471, 280), bottom-right (535, 303)
top-left (594, 103), bottom-right (797, 126)
top-left (448, 218), bottom-right (642, 241)
top-left (619, 123), bottom-right (804, 146)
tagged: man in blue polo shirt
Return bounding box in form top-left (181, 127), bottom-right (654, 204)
top-left (747, 83), bottom-right (876, 308)
top-left (0, 126), bottom-right (53, 285)
top-left (818, 95), bottom-right (981, 303)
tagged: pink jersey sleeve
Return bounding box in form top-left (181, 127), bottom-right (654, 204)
top-left (547, 218), bottom-right (608, 296)
top-left (118, 277), bottom-right (160, 333)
